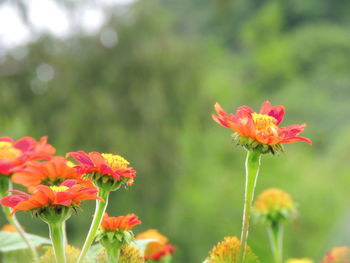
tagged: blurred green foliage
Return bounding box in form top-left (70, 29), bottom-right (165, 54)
top-left (1, 0), bottom-right (350, 262)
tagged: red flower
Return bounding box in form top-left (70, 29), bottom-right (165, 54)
top-left (101, 213), bottom-right (141, 231)
top-left (322, 247), bottom-right (350, 263)
top-left (136, 229), bottom-right (175, 260)
top-left (67, 151), bottom-right (136, 183)
top-left (0, 136), bottom-right (55, 175)
top-left (0, 179), bottom-right (102, 215)
top-left (213, 101), bottom-right (312, 146)
top-left (12, 156), bottom-right (93, 192)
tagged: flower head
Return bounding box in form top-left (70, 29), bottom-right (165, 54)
top-left (136, 229), bottom-right (175, 260)
top-left (1, 224), bottom-right (17, 232)
top-left (12, 156), bottom-right (93, 192)
top-left (0, 136), bottom-right (55, 175)
top-left (96, 245), bottom-right (145, 263)
top-left (67, 151), bottom-right (136, 191)
top-left (286, 259), bottom-right (314, 263)
top-left (212, 101), bottom-right (312, 154)
top-left (101, 213), bottom-right (141, 231)
top-left (206, 236), bottom-right (259, 263)
top-left (253, 188), bottom-right (296, 225)
top-left (322, 247), bottom-right (350, 263)
top-left (97, 213), bottom-right (141, 250)
top-left (0, 179), bottom-right (102, 221)
top-left (39, 245), bottom-right (85, 263)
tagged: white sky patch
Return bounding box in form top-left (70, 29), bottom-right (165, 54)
top-left (0, 4), bottom-right (30, 48)
top-left (28, 0), bottom-right (71, 37)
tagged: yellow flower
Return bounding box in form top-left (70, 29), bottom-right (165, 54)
top-left (253, 188), bottom-right (296, 224)
top-left (206, 236), bottom-right (260, 263)
top-left (286, 258), bottom-right (314, 263)
top-left (38, 245), bottom-right (85, 263)
top-left (96, 245), bottom-right (145, 263)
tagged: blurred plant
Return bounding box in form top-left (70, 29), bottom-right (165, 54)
top-left (253, 188), bottom-right (296, 263)
top-left (96, 213), bottom-right (141, 262)
top-left (0, 136), bottom-right (55, 261)
top-left (96, 245), bottom-right (145, 263)
top-left (67, 151), bottom-right (136, 263)
top-left (204, 236), bottom-right (259, 263)
top-left (136, 229), bottom-right (175, 262)
top-left (285, 259), bottom-right (314, 263)
top-left (213, 101), bottom-right (311, 262)
top-left (321, 247), bottom-right (350, 263)
top-left (38, 245), bottom-right (84, 263)
top-left (0, 179), bottom-right (101, 263)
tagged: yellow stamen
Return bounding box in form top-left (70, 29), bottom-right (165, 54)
top-left (50, 186), bottom-right (69, 192)
top-left (252, 113), bottom-right (278, 133)
top-left (0, 142), bottom-right (21, 161)
top-left (101, 153), bottom-right (129, 170)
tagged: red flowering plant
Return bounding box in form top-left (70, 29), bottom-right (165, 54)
top-left (136, 229), bottom-right (175, 262)
top-left (96, 213), bottom-right (141, 262)
top-left (0, 179), bottom-right (101, 263)
top-left (0, 136), bottom-right (55, 261)
top-left (67, 151), bottom-right (137, 263)
top-left (213, 101), bottom-right (311, 262)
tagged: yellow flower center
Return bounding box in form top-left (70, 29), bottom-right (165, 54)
top-left (254, 188), bottom-right (294, 212)
top-left (101, 153), bottom-right (129, 170)
top-left (50, 186), bottom-right (69, 192)
top-left (0, 142), bottom-right (21, 161)
top-left (252, 113), bottom-right (278, 133)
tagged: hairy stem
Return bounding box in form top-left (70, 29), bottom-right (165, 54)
top-left (49, 222), bottom-right (66, 263)
top-left (267, 222), bottom-right (284, 263)
top-left (239, 150), bottom-right (261, 262)
top-left (77, 189), bottom-right (109, 263)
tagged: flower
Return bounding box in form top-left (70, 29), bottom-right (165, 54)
top-left (136, 229), bottom-right (175, 260)
top-left (101, 213), bottom-right (141, 231)
top-left (322, 247), bottom-right (350, 263)
top-left (286, 259), bottom-right (314, 263)
top-left (212, 101), bottom-right (312, 154)
top-left (96, 245), bottom-right (145, 263)
top-left (39, 245), bottom-right (85, 263)
top-left (253, 188), bottom-right (296, 225)
top-left (0, 179), bottom-right (102, 217)
top-left (1, 224), bottom-right (17, 232)
top-left (206, 236), bottom-right (259, 263)
top-left (67, 151), bottom-right (136, 190)
top-left (12, 156), bottom-right (93, 192)
top-left (0, 136), bottom-right (55, 175)
top-left (97, 213), bottom-right (141, 250)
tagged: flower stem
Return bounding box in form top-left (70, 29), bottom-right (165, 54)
top-left (239, 150), bottom-right (261, 262)
top-left (48, 222), bottom-right (66, 263)
top-left (0, 175), bottom-right (39, 262)
top-left (267, 222), bottom-right (284, 263)
top-left (77, 189), bottom-right (109, 263)
top-left (106, 246), bottom-right (120, 263)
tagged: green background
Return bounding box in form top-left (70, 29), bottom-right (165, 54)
top-left (1, 0), bottom-right (350, 262)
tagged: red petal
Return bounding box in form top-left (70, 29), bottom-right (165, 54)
top-left (260, 101), bottom-right (272, 115)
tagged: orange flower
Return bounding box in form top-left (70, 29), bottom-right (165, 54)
top-left (212, 101), bottom-right (312, 153)
top-left (1, 224), bottom-right (17, 232)
top-left (322, 247), bottom-right (350, 263)
top-left (0, 179), bottom-right (102, 215)
top-left (101, 213), bottom-right (141, 231)
top-left (136, 229), bottom-right (175, 260)
top-left (12, 156), bottom-right (93, 192)
top-left (0, 136), bottom-right (55, 175)
top-left (67, 151), bottom-right (136, 190)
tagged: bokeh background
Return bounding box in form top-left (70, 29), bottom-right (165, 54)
top-left (1, 0), bottom-right (350, 262)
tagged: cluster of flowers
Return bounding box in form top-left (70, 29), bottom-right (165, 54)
top-left (205, 101), bottom-right (349, 263)
top-left (0, 136), bottom-right (174, 263)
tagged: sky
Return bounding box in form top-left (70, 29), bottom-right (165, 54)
top-left (0, 0), bottom-right (134, 49)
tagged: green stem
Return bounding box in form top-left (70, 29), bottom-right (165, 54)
top-left (0, 176), bottom-right (39, 262)
top-left (77, 189), bottom-right (110, 263)
top-left (239, 150), bottom-right (261, 262)
top-left (48, 222), bottom-right (66, 263)
top-left (267, 222), bottom-right (284, 263)
top-left (106, 247), bottom-right (120, 263)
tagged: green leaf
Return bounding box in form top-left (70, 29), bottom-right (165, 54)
top-left (0, 231), bottom-right (51, 252)
top-left (85, 243), bottom-right (103, 263)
